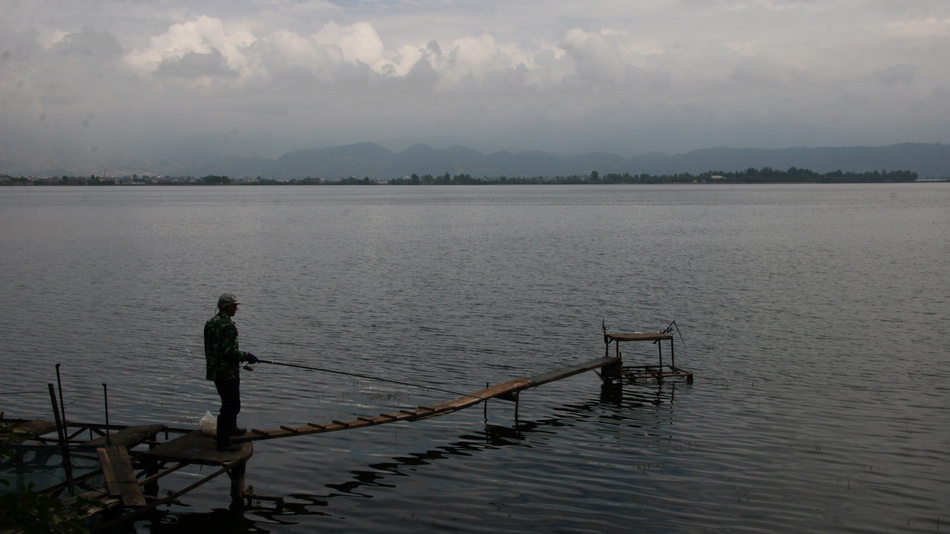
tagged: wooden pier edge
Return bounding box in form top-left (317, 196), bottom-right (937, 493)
top-left (2, 352), bottom-right (677, 530)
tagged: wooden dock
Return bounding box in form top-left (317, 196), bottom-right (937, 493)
top-left (4, 352), bottom-right (668, 531)
top-left (602, 322), bottom-right (693, 382)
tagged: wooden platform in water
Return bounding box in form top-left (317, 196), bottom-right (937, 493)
top-left (0, 419), bottom-right (60, 444)
top-left (1, 354), bottom-right (632, 530)
top-left (602, 325), bottom-right (692, 383)
top-left (604, 332), bottom-right (673, 343)
top-left (140, 430), bottom-right (252, 465)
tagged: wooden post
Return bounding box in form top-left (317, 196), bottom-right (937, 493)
top-left (228, 460), bottom-right (247, 506)
top-left (144, 431), bottom-right (159, 497)
top-left (48, 384), bottom-right (75, 496)
top-left (601, 345), bottom-right (623, 382)
top-left (670, 337), bottom-right (675, 369)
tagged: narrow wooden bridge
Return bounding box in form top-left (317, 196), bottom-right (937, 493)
top-left (6, 340), bottom-right (691, 532)
top-left (224, 355), bottom-right (619, 443)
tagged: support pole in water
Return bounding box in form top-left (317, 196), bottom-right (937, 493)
top-left (48, 383), bottom-right (75, 496)
top-left (103, 383), bottom-right (110, 447)
top-left (55, 363), bottom-right (67, 424)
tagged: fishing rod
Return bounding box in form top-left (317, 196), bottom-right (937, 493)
top-left (248, 359), bottom-right (472, 398)
top-left (663, 319), bottom-right (689, 359)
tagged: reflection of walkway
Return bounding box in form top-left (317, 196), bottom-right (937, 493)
top-left (246, 383), bottom-right (682, 526)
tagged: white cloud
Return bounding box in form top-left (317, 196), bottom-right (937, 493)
top-left (311, 21), bottom-right (383, 67)
top-left (124, 16), bottom-right (262, 89)
top-left (436, 33), bottom-right (516, 86)
top-left (560, 28), bottom-right (628, 86)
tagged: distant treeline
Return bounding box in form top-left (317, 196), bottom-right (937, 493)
top-left (1, 167), bottom-right (923, 185)
top-left (387, 167), bottom-right (919, 185)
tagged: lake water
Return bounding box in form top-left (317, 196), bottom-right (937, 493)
top-left (1, 184), bottom-right (948, 533)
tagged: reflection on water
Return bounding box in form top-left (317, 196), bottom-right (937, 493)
top-left (2, 185), bottom-right (948, 532)
top-left (144, 379), bottom-right (687, 533)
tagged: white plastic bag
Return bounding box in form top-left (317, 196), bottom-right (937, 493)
top-left (199, 410), bottom-right (217, 436)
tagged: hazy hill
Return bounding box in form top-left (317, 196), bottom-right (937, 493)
top-left (6, 135), bottom-right (950, 179)
top-left (7, 138), bottom-right (949, 180)
top-left (195, 142), bottom-right (948, 180)
top-left (190, 143), bottom-right (950, 179)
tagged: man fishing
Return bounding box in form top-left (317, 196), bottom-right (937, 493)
top-left (204, 293), bottom-right (259, 452)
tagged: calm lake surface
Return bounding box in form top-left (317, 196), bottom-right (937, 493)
top-left (1, 184), bottom-right (948, 533)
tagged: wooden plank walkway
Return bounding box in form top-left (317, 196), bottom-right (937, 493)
top-left (1, 355), bottom-right (624, 530)
top-left (228, 356), bottom-right (619, 444)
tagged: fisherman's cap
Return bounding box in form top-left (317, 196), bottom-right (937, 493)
top-left (218, 293), bottom-right (241, 308)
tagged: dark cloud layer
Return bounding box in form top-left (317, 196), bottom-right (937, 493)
top-left (1, 0), bottom-right (949, 175)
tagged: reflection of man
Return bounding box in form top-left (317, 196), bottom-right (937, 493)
top-left (204, 293), bottom-right (259, 452)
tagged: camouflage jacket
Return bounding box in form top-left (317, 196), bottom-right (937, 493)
top-left (204, 311), bottom-right (249, 382)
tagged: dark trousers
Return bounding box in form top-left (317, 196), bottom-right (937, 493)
top-left (214, 378), bottom-right (241, 446)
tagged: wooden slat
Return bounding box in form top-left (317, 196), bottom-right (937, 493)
top-left (606, 332), bottom-right (672, 342)
top-left (527, 357), bottom-right (620, 387)
top-left (97, 446), bottom-right (146, 507)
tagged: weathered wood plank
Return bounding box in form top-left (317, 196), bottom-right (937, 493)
top-left (606, 332), bottom-right (672, 342)
top-left (97, 446), bottom-right (146, 507)
top-left (0, 420), bottom-right (60, 444)
top-left (526, 357), bottom-right (620, 387)
top-left (140, 430), bottom-right (252, 466)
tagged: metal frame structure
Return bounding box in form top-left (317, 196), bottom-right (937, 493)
top-left (601, 323), bottom-right (693, 383)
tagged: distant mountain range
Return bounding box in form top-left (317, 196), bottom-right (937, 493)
top-left (190, 142), bottom-right (950, 180)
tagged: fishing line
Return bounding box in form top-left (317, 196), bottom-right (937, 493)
top-left (252, 359), bottom-right (474, 399)
top-left (663, 319), bottom-right (689, 362)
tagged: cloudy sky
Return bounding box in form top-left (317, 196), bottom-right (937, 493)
top-left (2, 0), bottom-right (949, 173)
